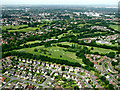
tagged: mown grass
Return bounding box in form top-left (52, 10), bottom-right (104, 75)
top-left (8, 27), bottom-right (39, 32)
top-left (77, 23), bottom-right (91, 27)
top-left (16, 45), bottom-right (85, 66)
top-left (58, 42), bottom-right (117, 54)
top-left (109, 25), bottom-right (120, 32)
top-left (20, 40), bottom-right (41, 46)
top-left (52, 30), bottom-right (72, 39)
top-left (2, 25), bottom-right (40, 32)
top-left (2, 25), bottom-right (28, 30)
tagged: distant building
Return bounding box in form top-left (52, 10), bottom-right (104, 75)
top-left (96, 40), bottom-right (112, 45)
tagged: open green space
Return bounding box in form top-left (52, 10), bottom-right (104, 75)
top-left (2, 25), bottom-right (28, 30)
top-left (94, 31), bottom-right (104, 34)
top-left (15, 45), bottom-right (85, 66)
top-left (95, 22), bottom-right (101, 24)
top-left (91, 47), bottom-right (117, 54)
top-left (20, 40), bottom-right (41, 46)
top-left (2, 24), bottom-right (43, 32)
top-left (58, 42), bottom-right (117, 54)
top-left (109, 25), bottom-right (120, 32)
top-left (52, 30), bottom-right (72, 39)
top-left (8, 27), bottom-right (40, 32)
top-left (77, 24), bottom-right (85, 27)
top-left (77, 23), bottom-right (91, 27)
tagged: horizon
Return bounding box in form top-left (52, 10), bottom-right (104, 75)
top-left (1, 0), bottom-right (119, 6)
top-left (2, 4), bottom-right (119, 8)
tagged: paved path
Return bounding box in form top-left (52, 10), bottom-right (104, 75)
top-left (0, 79), bottom-right (12, 89)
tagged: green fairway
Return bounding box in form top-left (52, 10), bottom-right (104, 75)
top-left (77, 24), bottom-right (85, 27)
top-left (16, 45), bottom-right (85, 66)
top-left (52, 30), bottom-right (80, 39)
top-left (95, 22), bottom-right (101, 24)
top-left (2, 25), bottom-right (40, 32)
top-left (8, 27), bottom-right (39, 32)
top-left (77, 23), bottom-right (91, 27)
top-left (94, 32), bottom-right (104, 34)
top-left (91, 47), bottom-right (117, 54)
top-left (52, 30), bottom-right (72, 39)
top-left (58, 42), bottom-right (117, 54)
top-left (20, 40), bottom-right (41, 46)
top-left (109, 25), bottom-right (120, 32)
top-left (2, 25), bottom-right (28, 30)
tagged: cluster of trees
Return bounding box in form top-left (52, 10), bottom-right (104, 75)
top-left (28, 22), bottom-right (42, 27)
top-left (3, 39), bottom-right (59, 52)
top-left (79, 40), bottom-right (120, 52)
top-left (76, 52), bottom-right (94, 70)
top-left (56, 42), bottom-right (118, 72)
top-left (78, 31), bottom-right (113, 39)
top-left (2, 22), bottom-right (72, 52)
top-left (100, 76), bottom-right (114, 89)
top-left (3, 51), bottom-right (81, 67)
top-left (106, 52), bottom-right (116, 58)
top-left (56, 43), bottom-right (94, 70)
top-left (112, 61), bottom-right (118, 66)
top-left (57, 44), bottom-right (71, 48)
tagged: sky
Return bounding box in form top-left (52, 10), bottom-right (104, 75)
top-left (1, 0), bottom-right (120, 5)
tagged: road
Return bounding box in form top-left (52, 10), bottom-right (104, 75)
top-left (1, 62), bottom-right (103, 89)
top-left (1, 75), bottom-right (49, 89)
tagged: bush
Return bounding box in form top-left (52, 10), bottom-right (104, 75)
top-left (34, 48), bottom-right (38, 52)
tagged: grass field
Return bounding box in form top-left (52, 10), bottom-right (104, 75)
top-left (16, 45), bottom-right (85, 66)
top-left (77, 24), bottom-right (85, 27)
top-left (52, 30), bottom-right (81, 39)
top-left (52, 30), bottom-right (72, 39)
top-left (2, 25), bottom-right (28, 30)
top-left (91, 47), bottom-right (117, 54)
top-left (77, 23), bottom-right (91, 27)
top-left (8, 27), bottom-right (40, 32)
top-left (109, 25), bottom-right (120, 32)
top-left (20, 40), bottom-right (41, 46)
top-left (58, 42), bottom-right (117, 54)
top-left (2, 25), bottom-right (40, 32)
top-left (20, 41), bottom-right (117, 54)
top-left (95, 22), bottom-right (101, 24)
top-left (94, 32), bottom-right (104, 34)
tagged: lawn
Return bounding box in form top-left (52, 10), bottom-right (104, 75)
top-left (95, 22), bottom-right (101, 24)
top-left (20, 40), bottom-right (41, 46)
top-left (2, 25), bottom-right (40, 32)
top-left (77, 23), bottom-right (91, 27)
top-left (52, 30), bottom-right (72, 39)
top-left (77, 24), bottom-right (85, 27)
top-left (16, 45), bottom-right (85, 66)
top-left (94, 31), bottom-right (104, 34)
top-left (58, 42), bottom-right (117, 54)
top-left (52, 30), bottom-right (81, 39)
top-left (2, 25), bottom-right (28, 30)
top-left (91, 47), bottom-right (117, 54)
top-left (8, 27), bottom-right (40, 32)
top-left (109, 25), bottom-right (120, 32)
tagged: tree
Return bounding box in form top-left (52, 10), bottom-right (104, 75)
top-left (60, 55), bottom-right (62, 58)
top-left (74, 86), bottom-right (79, 90)
top-left (91, 47), bottom-right (94, 50)
top-left (107, 52), bottom-right (115, 58)
top-left (61, 66), bottom-right (65, 71)
top-left (100, 76), bottom-right (106, 81)
top-left (108, 84), bottom-right (114, 90)
top-left (34, 48), bottom-right (38, 52)
top-left (2, 68), bottom-right (6, 73)
top-left (35, 29), bottom-right (39, 32)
